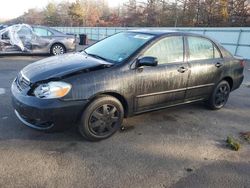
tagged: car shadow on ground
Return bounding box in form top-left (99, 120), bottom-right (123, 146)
top-left (0, 101), bottom-right (209, 142)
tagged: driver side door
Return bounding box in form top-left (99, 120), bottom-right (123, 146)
top-left (134, 35), bottom-right (190, 113)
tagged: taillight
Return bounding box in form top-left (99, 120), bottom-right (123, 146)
top-left (240, 60), bottom-right (245, 67)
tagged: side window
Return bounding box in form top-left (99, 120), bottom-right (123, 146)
top-left (143, 36), bottom-right (184, 64)
top-left (33, 28), bottom-right (52, 37)
top-left (214, 46), bottom-right (221, 58)
top-left (188, 36), bottom-right (221, 61)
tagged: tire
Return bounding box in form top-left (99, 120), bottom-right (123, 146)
top-left (208, 80), bottom-right (231, 110)
top-left (50, 43), bottom-right (66, 56)
top-left (79, 95), bottom-right (124, 141)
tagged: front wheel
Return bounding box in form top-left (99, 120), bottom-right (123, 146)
top-left (79, 96), bottom-right (124, 141)
top-left (208, 80), bottom-right (231, 110)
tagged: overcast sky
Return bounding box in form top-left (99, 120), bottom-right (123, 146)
top-left (0, 0), bottom-right (126, 20)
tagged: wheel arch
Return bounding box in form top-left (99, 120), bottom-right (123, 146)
top-left (222, 76), bottom-right (233, 90)
top-left (89, 91), bottom-right (129, 118)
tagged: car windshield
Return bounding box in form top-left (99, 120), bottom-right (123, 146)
top-left (84, 32), bottom-right (154, 63)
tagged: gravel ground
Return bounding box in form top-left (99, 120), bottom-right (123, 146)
top-left (0, 54), bottom-right (249, 188)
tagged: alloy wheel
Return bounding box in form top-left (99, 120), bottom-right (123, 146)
top-left (88, 104), bottom-right (120, 136)
top-left (214, 84), bottom-right (230, 108)
top-left (52, 45), bottom-right (64, 55)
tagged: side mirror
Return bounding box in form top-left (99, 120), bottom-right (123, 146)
top-left (137, 56), bottom-right (158, 67)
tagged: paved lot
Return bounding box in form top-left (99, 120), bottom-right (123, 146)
top-left (0, 55), bottom-right (249, 188)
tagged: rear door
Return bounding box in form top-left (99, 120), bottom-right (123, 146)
top-left (32, 27), bottom-right (51, 52)
top-left (185, 36), bottom-right (224, 101)
top-left (135, 35), bottom-right (189, 112)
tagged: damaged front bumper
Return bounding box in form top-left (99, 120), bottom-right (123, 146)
top-left (14, 110), bottom-right (54, 130)
top-left (11, 81), bottom-right (88, 131)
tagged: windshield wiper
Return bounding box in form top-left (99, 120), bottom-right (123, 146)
top-left (85, 52), bottom-right (108, 62)
top-left (83, 50), bottom-right (116, 64)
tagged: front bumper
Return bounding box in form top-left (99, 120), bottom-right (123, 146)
top-left (11, 81), bottom-right (88, 130)
top-left (14, 110), bottom-right (54, 130)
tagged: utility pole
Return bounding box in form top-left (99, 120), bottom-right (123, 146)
top-left (196, 0), bottom-right (200, 26)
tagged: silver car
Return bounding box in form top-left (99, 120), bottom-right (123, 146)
top-left (0, 24), bottom-right (76, 55)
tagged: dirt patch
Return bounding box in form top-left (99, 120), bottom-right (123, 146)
top-left (240, 132), bottom-right (250, 143)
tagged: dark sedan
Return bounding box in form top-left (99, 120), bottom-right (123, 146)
top-left (11, 30), bottom-right (244, 141)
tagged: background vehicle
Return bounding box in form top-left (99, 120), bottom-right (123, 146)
top-left (12, 31), bottom-right (244, 141)
top-left (0, 24), bottom-right (76, 55)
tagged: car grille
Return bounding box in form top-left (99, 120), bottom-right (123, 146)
top-left (16, 72), bottom-right (30, 91)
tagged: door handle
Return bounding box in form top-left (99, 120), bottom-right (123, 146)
top-left (177, 66), bottom-right (188, 73)
top-left (215, 62), bottom-right (223, 68)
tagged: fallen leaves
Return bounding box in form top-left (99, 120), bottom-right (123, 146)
top-left (240, 132), bottom-right (250, 142)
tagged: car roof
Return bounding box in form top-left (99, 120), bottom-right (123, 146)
top-left (129, 29), bottom-right (178, 35)
top-left (126, 29), bottom-right (223, 51)
top-left (128, 29), bottom-right (204, 37)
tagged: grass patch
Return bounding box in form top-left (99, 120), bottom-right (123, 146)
top-left (226, 136), bottom-right (241, 151)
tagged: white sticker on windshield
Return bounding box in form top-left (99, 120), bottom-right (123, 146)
top-left (118, 57), bottom-right (124, 62)
top-left (134, 35), bottom-right (153, 40)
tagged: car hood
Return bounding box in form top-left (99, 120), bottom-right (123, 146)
top-left (21, 52), bottom-right (112, 83)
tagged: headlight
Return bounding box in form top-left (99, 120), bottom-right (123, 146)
top-left (34, 81), bottom-right (71, 99)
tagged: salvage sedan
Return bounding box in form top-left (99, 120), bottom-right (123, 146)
top-left (0, 24), bottom-right (76, 55)
top-left (11, 30), bottom-right (244, 141)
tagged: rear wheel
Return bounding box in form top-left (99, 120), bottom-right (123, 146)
top-left (79, 96), bottom-right (124, 141)
top-left (51, 43), bottom-right (65, 56)
top-left (208, 80), bottom-right (230, 110)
